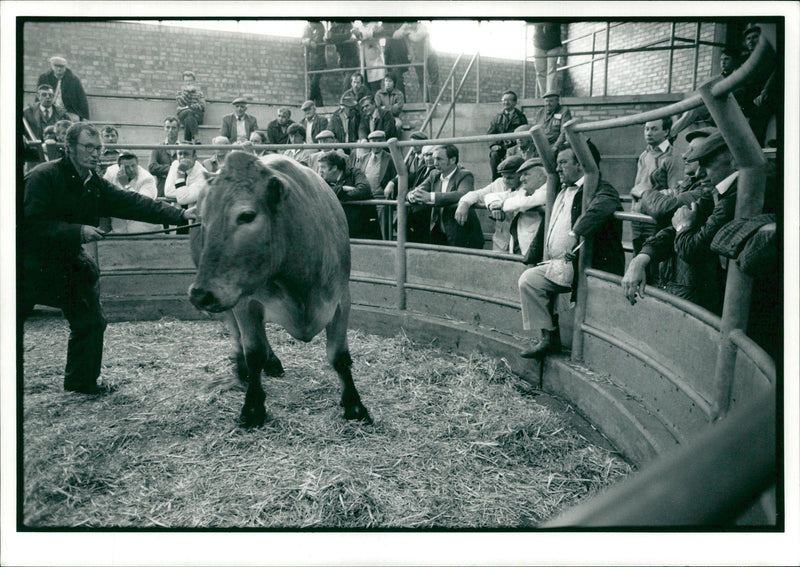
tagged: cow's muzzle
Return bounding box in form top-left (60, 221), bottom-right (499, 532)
top-left (189, 284), bottom-right (226, 313)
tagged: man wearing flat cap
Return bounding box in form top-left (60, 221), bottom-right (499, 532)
top-left (37, 56), bottom-right (90, 121)
top-left (455, 154), bottom-right (525, 252)
top-left (530, 91), bottom-right (571, 154)
top-left (327, 93), bottom-right (361, 147)
top-left (300, 100), bottom-right (328, 144)
top-left (357, 130), bottom-right (397, 238)
top-left (622, 128), bottom-right (719, 313)
top-left (220, 97), bottom-right (259, 143)
top-left (497, 158), bottom-right (549, 261)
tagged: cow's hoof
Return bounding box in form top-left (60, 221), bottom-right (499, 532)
top-left (239, 404), bottom-right (268, 428)
top-left (344, 403), bottom-right (373, 424)
top-left (263, 357), bottom-right (284, 377)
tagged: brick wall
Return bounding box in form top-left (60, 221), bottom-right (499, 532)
top-left (23, 20), bottom-right (720, 108)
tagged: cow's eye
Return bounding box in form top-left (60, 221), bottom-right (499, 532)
top-left (237, 211), bottom-right (257, 225)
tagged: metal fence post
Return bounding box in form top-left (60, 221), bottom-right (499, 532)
top-left (387, 139), bottom-right (408, 311)
top-left (563, 119), bottom-right (599, 363)
top-left (667, 22), bottom-right (676, 93)
top-left (303, 45), bottom-right (309, 102)
top-left (698, 78), bottom-right (768, 419)
top-left (603, 22), bottom-right (611, 96)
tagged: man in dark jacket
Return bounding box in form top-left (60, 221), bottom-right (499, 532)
top-left (266, 108), bottom-right (294, 146)
top-left (519, 145), bottom-right (624, 358)
top-left (487, 90), bottom-right (528, 180)
top-left (148, 116), bottom-right (180, 198)
top-left (37, 56), bottom-right (90, 121)
top-left (407, 144), bottom-right (484, 249)
top-left (327, 93), bottom-right (360, 146)
top-left (317, 151), bottom-right (382, 240)
top-left (21, 123), bottom-right (191, 395)
top-left (219, 97), bottom-right (259, 143)
top-left (358, 96), bottom-right (397, 140)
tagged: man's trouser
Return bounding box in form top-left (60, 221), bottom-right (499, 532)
top-left (533, 45), bottom-right (565, 97)
top-left (489, 146), bottom-right (507, 181)
top-left (518, 263), bottom-right (571, 333)
top-left (22, 252), bottom-right (107, 389)
top-left (177, 109), bottom-right (203, 141)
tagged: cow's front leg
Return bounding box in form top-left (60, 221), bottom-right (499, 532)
top-left (233, 300), bottom-right (269, 428)
top-left (326, 295), bottom-right (372, 423)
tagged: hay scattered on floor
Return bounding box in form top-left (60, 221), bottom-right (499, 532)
top-left (22, 314), bottom-right (632, 528)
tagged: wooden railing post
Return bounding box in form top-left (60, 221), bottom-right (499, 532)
top-left (563, 119), bottom-right (599, 363)
top-left (698, 75), bottom-right (768, 420)
top-left (387, 138), bottom-right (408, 311)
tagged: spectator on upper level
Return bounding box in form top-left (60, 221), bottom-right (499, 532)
top-left (37, 56), bottom-right (90, 121)
top-left (300, 100), bottom-right (328, 144)
top-left (326, 22), bottom-right (361, 93)
top-left (487, 90), bottom-right (528, 181)
top-left (203, 136), bottom-right (230, 173)
top-left (176, 71), bottom-right (205, 142)
top-left (164, 142), bottom-right (208, 208)
top-left (359, 22), bottom-right (388, 94)
top-left (24, 83), bottom-right (67, 142)
top-left (622, 128), bottom-right (719, 313)
top-left (629, 117), bottom-right (683, 258)
top-left (317, 151), bottom-right (382, 240)
top-left (358, 96), bottom-right (397, 140)
top-left (739, 23), bottom-right (777, 146)
top-left (102, 152), bottom-right (162, 234)
top-left (530, 91), bottom-right (571, 155)
top-left (532, 22), bottom-right (564, 97)
top-left (380, 22), bottom-right (410, 96)
top-left (507, 124), bottom-right (537, 161)
top-left (282, 123), bottom-right (316, 167)
top-left (374, 73), bottom-right (405, 131)
top-left (407, 144), bottom-right (484, 249)
top-left (97, 126), bottom-right (120, 175)
top-left (395, 21), bottom-right (439, 103)
top-left (328, 92), bottom-right (361, 147)
top-left (518, 145), bottom-right (623, 359)
top-left (342, 72), bottom-right (370, 108)
top-left (266, 108), bottom-right (294, 146)
top-left (149, 116), bottom-right (180, 199)
top-left (302, 21), bottom-right (326, 107)
top-left (220, 97), bottom-right (259, 143)
top-left (455, 155), bottom-right (525, 252)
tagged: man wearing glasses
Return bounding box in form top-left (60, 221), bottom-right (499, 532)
top-left (21, 123), bottom-right (192, 395)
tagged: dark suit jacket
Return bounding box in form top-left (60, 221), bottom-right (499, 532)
top-left (326, 167), bottom-right (382, 239)
top-left (413, 165), bottom-right (484, 249)
top-left (220, 113), bottom-right (259, 142)
top-left (148, 144), bottom-right (177, 199)
top-left (328, 110), bottom-right (360, 145)
top-left (23, 104), bottom-right (67, 141)
top-left (358, 108), bottom-right (397, 140)
top-left (300, 114), bottom-right (328, 142)
top-left (355, 151), bottom-right (397, 197)
top-left (37, 69), bottom-right (90, 120)
top-left (266, 118), bottom-right (294, 145)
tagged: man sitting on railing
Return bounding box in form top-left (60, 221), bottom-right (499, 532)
top-left (492, 158), bottom-right (548, 261)
top-left (519, 144), bottom-right (624, 359)
top-left (317, 151), bottom-right (382, 240)
top-left (407, 144), bottom-right (484, 249)
top-left (622, 128), bottom-right (720, 313)
top-left (454, 155), bottom-right (524, 252)
top-left (487, 90), bottom-right (528, 181)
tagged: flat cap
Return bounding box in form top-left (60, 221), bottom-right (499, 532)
top-left (543, 89), bottom-right (560, 98)
top-left (410, 130), bottom-right (428, 140)
top-left (684, 126), bottom-right (717, 143)
top-left (517, 157), bottom-right (544, 173)
top-left (367, 130), bottom-right (386, 140)
top-left (315, 129), bottom-right (336, 140)
top-left (685, 131), bottom-right (728, 162)
top-left (232, 97), bottom-right (248, 105)
top-left (49, 56), bottom-right (67, 66)
top-left (300, 100), bottom-right (315, 110)
top-left (497, 155), bottom-right (525, 174)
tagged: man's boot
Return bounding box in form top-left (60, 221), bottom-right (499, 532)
top-left (520, 329), bottom-right (559, 359)
top-left (551, 314), bottom-right (562, 352)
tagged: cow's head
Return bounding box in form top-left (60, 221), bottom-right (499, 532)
top-left (189, 151), bottom-right (289, 312)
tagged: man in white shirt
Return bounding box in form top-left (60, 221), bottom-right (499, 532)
top-left (164, 143), bottom-right (208, 208)
top-left (491, 158), bottom-right (548, 257)
top-left (103, 152), bottom-right (162, 233)
top-left (454, 155), bottom-right (524, 251)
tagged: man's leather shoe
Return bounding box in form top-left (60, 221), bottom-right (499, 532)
top-left (520, 330), bottom-right (559, 359)
top-left (64, 382), bottom-right (111, 395)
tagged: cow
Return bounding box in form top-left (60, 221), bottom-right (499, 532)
top-left (188, 151), bottom-right (372, 428)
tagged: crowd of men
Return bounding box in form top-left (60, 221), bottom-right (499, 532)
top-left (20, 21), bottom-right (779, 397)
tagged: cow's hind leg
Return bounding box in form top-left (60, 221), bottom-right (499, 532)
top-left (232, 300), bottom-right (271, 428)
top-left (325, 294), bottom-right (371, 423)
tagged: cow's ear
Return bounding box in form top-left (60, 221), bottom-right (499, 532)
top-left (265, 176), bottom-right (285, 211)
